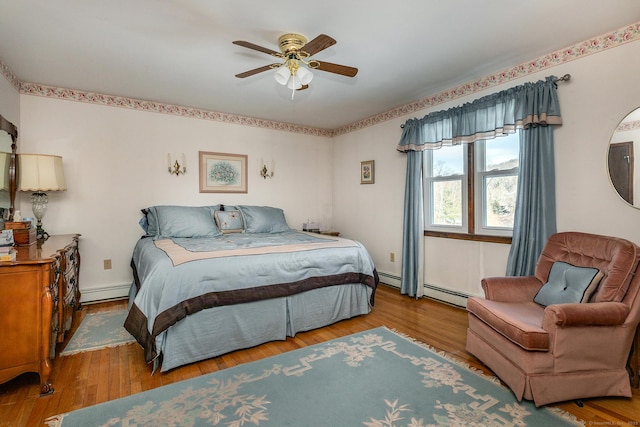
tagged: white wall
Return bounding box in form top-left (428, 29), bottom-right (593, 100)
top-left (333, 39), bottom-right (640, 302)
top-left (331, 115), bottom-right (407, 279)
top-left (17, 97), bottom-right (333, 300)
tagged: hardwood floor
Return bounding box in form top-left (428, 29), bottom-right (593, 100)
top-left (1, 284), bottom-right (639, 426)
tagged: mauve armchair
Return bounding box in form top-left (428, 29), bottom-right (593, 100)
top-left (466, 232), bottom-right (640, 406)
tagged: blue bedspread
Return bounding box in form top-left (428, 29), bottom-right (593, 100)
top-left (124, 231), bottom-right (378, 363)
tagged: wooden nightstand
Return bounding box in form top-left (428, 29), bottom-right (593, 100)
top-left (0, 234), bottom-right (80, 395)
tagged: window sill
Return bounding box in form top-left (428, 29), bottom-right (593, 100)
top-left (424, 230), bottom-right (512, 244)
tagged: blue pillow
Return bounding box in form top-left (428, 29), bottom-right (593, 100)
top-left (214, 210), bottom-right (245, 233)
top-left (142, 205), bottom-right (221, 238)
top-left (138, 215), bottom-right (149, 234)
top-left (534, 261), bottom-right (604, 306)
top-left (238, 205), bottom-right (291, 233)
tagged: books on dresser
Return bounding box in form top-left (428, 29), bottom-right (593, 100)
top-left (0, 229), bottom-right (14, 246)
top-left (0, 229), bottom-right (16, 261)
top-left (1, 229), bottom-right (14, 256)
top-left (0, 250), bottom-right (16, 261)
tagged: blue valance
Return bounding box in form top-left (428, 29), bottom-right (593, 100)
top-left (397, 76), bottom-right (562, 151)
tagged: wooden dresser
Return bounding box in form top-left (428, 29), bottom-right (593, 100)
top-left (0, 234), bottom-right (80, 395)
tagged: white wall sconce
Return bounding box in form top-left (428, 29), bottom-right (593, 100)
top-left (259, 158), bottom-right (274, 179)
top-left (168, 153), bottom-right (186, 176)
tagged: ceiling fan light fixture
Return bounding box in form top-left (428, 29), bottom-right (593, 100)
top-left (275, 58), bottom-right (312, 90)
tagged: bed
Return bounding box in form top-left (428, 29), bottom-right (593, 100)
top-left (124, 204), bottom-right (378, 372)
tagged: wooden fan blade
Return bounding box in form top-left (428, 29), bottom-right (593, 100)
top-left (301, 34), bottom-right (336, 56)
top-left (233, 40), bottom-right (281, 57)
top-left (235, 64), bottom-right (279, 78)
top-left (315, 61), bottom-right (358, 77)
top-left (297, 84), bottom-right (309, 91)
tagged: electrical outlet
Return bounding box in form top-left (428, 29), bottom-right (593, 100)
top-left (104, 259), bottom-right (112, 270)
top-left (390, 252), bottom-right (395, 262)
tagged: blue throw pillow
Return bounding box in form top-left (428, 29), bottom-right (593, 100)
top-left (238, 205), bottom-right (291, 233)
top-left (534, 261), bottom-right (604, 306)
top-left (214, 210), bottom-right (245, 233)
top-left (142, 205), bottom-right (221, 238)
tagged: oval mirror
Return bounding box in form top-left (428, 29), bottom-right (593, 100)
top-left (608, 107), bottom-right (639, 208)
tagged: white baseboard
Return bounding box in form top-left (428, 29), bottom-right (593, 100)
top-left (377, 271), bottom-right (401, 288)
top-left (80, 282), bottom-right (131, 303)
top-left (377, 270), bottom-right (471, 308)
top-left (422, 284), bottom-right (470, 308)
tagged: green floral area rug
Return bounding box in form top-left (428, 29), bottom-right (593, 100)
top-left (60, 309), bottom-right (136, 356)
top-left (47, 327), bottom-right (582, 426)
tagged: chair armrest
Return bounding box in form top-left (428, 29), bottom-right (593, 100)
top-left (544, 302), bottom-right (629, 327)
top-left (481, 276), bottom-right (544, 302)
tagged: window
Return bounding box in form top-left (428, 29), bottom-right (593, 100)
top-left (425, 144), bottom-right (468, 232)
top-left (424, 132), bottom-right (520, 242)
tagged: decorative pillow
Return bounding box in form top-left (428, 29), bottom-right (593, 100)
top-left (534, 261), bottom-right (604, 306)
top-left (214, 210), bottom-right (245, 233)
top-left (141, 205), bottom-right (221, 238)
top-left (141, 208), bottom-right (158, 236)
top-left (138, 214), bottom-right (149, 234)
top-left (238, 205), bottom-right (291, 233)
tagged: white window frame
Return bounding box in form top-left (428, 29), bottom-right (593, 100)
top-left (474, 132), bottom-right (519, 237)
top-left (474, 139), bottom-right (519, 237)
top-left (424, 144), bottom-right (468, 234)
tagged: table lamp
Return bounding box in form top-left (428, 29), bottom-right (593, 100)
top-left (17, 154), bottom-right (66, 240)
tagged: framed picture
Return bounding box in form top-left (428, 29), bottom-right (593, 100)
top-left (360, 160), bottom-right (375, 184)
top-left (199, 151), bottom-right (248, 193)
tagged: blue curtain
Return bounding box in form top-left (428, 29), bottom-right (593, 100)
top-left (397, 77), bottom-right (562, 295)
top-left (505, 125), bottom-right (556, 275)
top-left (401, 150), bottom-right (424, 297)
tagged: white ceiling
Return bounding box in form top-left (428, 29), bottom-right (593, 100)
top-left (1, 1), bottom-right (640, 130)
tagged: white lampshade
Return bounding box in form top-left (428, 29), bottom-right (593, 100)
top-left (287, 75), bottom-right (302, 90)
top-left (17, 154), bottom-right (66, 192)
top-left (297, 66), bottom-right (313, 85)
top-left (274, 66), bottom-right (291, 85)
top-left (0, 152), bottom-right (9, 191)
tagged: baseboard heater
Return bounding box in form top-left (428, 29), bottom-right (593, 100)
top-left (80, 282), bottom-right (131, 304)
top-left (377, 271), bottom-right (470, 308)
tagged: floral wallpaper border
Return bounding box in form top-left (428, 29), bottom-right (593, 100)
top-left (3, 22), bottom-right (640, 138)
top-left (0, 60), bottom-right (20, 92)
top-left (617, 119), bottom-right (640, 132)
top-left (16, 83), bottom-right (333, 137)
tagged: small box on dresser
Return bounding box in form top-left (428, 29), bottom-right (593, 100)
top-left (3, 221), bottom-right (37, 245)
top-left (13, 228), bottom-right (36, 245)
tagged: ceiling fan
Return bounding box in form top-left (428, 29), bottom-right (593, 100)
top-left (233, 33), bottom-right (358, 94)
